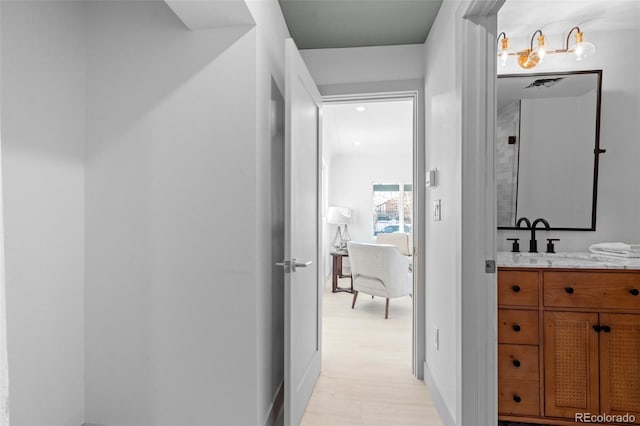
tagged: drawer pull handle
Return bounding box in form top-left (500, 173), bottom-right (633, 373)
top-left (512, 285), bottom-right (521, 292)
top-left (593, 325), bottom-right (602, 332)
top-left (512, 324), bottom-right (521, 332)
top-left (602, 325), bottom-right (611, 333)
top-left (513, 395), bottom-right (522, 403)
top-left (630, 289), bottom-right (639, 296)
top-left (565, 287), bottom-right (574, 294)
top-left (512, 359), bottom-right (521, 367)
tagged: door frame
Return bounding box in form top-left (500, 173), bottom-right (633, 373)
top-left (321, 89), bottom-right (426, 378)
top-left (458, 0), bottom-right (504, 424)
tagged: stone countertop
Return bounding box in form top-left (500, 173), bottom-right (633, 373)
top-left (498, 251), bottom-right (640, 270)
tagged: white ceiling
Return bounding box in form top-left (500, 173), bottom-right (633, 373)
top-left (499, 0), bottom-right (640, 40)
top-left (323, 99), bottom-right (414, 158)
top-left (277, 0), bottom-right (443, 49)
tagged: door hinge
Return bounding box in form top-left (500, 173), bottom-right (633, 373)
top-left (485, 260), bottom-right (496, 274)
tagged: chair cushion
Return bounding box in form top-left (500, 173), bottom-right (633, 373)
top-left (376, 232), bottom-right (411, 256)
top-left (347, 242), bottom-right (411, 299)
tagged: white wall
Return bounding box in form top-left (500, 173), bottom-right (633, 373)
top-left (83, 2), bottom-right (260, 424)
top-left (329, 153), bottom-right (412, 243)
top-left (497, 27), bottom-right (640, 251)
top-left (1, 2), bottom-right (85, 424)
top-left (1, 1), bottom-right (290, 424)
top-left (423, 0), bottom-right (461, 422)
top-left (301, 44), bottom-right (425, 86)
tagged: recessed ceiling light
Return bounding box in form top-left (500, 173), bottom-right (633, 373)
top-left (355, 106), bottom-right (366, 112)
top-left (354, 141), bottom-right (361, 146)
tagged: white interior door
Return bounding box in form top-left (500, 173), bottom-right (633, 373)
top-left (282, 38), bottom-right (322, 426)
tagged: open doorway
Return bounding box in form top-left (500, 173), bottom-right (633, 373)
top-left (321, 97), bottom-right (414, 312)
top-left (299, 96), bottom-right (441, 425)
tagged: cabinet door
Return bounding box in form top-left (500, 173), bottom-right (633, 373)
top-left (544, 312), bottom-right (600, 418)
top-left (599, 313), bottom-right (640, 423)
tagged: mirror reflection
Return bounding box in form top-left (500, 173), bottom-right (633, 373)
top-left (497, 70), bottom-right (602, 230)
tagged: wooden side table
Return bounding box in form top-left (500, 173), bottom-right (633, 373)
top-left (330, 252), bottom-right (353, 293)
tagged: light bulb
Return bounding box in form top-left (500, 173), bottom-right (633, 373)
top-left (575, 41), bottom-right (596, 60)
top-left (573, 31), bottom-right (596, 61)
top-left (497, 36), bottom-right (515, 68)
top-left (498, 50), bottom-right (510, 67)
top-left (534, 35), bottom-right (553, 62)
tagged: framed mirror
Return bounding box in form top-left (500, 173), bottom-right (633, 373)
top-left (497, 70), bottom-right (603, 230)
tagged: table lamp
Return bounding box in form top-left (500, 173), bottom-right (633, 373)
top-left (327, 206), bottom-right (352, 252)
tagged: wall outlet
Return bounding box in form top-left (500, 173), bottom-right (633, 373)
top-left (433, 199), bottom-right (442, 221)
top-left (434, 327), bottom-right (440, 351)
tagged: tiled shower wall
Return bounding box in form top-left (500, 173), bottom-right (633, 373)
top-left (496, 101), bottom-right (520, 227)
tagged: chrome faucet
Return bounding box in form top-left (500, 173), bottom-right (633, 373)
top-left (529, 218), bottom-right (550, 253)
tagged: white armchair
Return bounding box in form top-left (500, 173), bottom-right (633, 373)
top-left (347, 241), bottom-right (412, 319)
top-left (376, 232), bottom-right (412, 256)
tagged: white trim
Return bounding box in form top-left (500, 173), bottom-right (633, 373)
top-left (83, 424), bottom-right (121, 426)
top-left (463, 0), bottom-right (505, 20)
top-left (423, 362), bottom-right (455, 426)
top-left (458, 0), bottom-right (504, 425)
top-left (320, 83), bottom-right (426, 379)
top-left (0, 0), bottom-right (8, 421)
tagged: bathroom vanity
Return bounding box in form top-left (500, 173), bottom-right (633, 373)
top-left (497, 252), bottom-right (640, 425)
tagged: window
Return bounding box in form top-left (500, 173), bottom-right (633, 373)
top-left (372, 184), bottom-right (413, 236)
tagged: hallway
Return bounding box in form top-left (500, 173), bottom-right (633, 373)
top-left (300, 281), bottom-right (443, 426)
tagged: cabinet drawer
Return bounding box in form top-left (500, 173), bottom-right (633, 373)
top-left (498, 380), bottom-right (540, 416)
top-left (499, 309), bottom-right (539, 344)
top-left (544, 271), bottom-right (640, 310)
top-left (498, 344), bottom-right (539, 382)
top-left (499, 271), bottom-right (539, 307)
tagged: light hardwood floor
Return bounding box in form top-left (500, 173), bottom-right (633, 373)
top-left (298, 278), bottom-right (444, 426)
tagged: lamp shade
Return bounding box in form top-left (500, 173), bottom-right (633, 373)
top-left (327, 206), bottom-right (352, 225)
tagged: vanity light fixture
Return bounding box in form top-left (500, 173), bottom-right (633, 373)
top-left (497, 26), bottom-right (595, 69)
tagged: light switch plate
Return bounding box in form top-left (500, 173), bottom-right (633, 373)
top-left (433, 199), bottom-right (442, 221)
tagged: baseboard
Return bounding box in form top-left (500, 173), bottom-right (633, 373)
top-left (263, 380), bottom-right (285, 426)
top-left (83, 383), bottom-right (285, 426)
top-left (423, 361), bottom-right (456, 426)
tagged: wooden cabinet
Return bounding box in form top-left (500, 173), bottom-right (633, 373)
top-left (498, 267), bottom-right (640, 425)
top-left (499, 309), bottom-right (539, 344)
top-left (599, 313), bottom-right (640, 420)
top-left (498, 270), bottom-right (539, 306)
top-left (497, 270), bottom-right (541, 417)
top-left (543, 311), bottom-right (600, 418)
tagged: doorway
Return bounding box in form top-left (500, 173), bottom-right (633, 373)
top-left (299, 94), bottom-right (437, 424)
